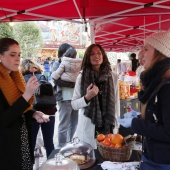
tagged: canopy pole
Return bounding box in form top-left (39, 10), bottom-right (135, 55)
top-left (159, 15), bottom-right (161, 30)
top-left (144, 16), bottom-right (146, 44)
top-left (89, 20), bottom-right (95, 44)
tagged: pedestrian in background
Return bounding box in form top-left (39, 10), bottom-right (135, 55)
top-left (52, 43), bottom-right (72, 72)
top-left (117, 59), bottom-right (127, 75)
top-left (43, 58), bottom-right (51, 80)
top-left (21, 59), bottom-right (56, 158)
top-left (52, 43), bottom-right (78, 148)
top-left (130, 53), bottom-right (138, 72)
top-left (51, 47), bottom-right (82, 100)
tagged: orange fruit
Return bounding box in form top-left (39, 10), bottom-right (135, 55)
top-left (105, 136), bottom-right (111, 141)
top-left (115, 143), bottom-right (122, 148)
top-left (110, 143), bottom-right (115, 148)
top-left (102, 139), bottom-right (111, 146)
top-left (97, 134), bottom-right (105, 142)
top-left (107, 133), bottom-right (114, 139)
top-left (111, 134), bottom-right (124, 145)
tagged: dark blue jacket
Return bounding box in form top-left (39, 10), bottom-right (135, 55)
top-left (132, 82), bottom-right (170, 164)
top-left (24, 72), bottom-right (42, 82)
top-left (23, 73), bottom-right (56, 114)
top-left (51, 60), bottom-right (60, 72)
top-left (43, 60), bottom-right (50, 72)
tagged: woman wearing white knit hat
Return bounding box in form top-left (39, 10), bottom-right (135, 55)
top-left (118, 30), bottom-right (170, 170)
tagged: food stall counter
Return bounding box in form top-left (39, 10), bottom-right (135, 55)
top-left (47, 149), bottom-right (141, 170)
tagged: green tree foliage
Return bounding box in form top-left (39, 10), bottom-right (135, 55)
top-left (13, 22), bottom-right (43, 59)
top-left (77, 49), bottom-right (85, 59)
top-left (0, 23), bottom-right (14, 38)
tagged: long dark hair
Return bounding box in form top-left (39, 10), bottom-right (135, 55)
top-left (81, 44), bottom-right (110, 70)
top-left (64, 47), bottom-right (77, 58)
top-left (58, 43), bottom-right (72, 58)
top-left (0, 38), bottom-right (19, 55)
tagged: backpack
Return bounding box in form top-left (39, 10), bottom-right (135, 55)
top-left (33, 75), bottom-right (56, 109)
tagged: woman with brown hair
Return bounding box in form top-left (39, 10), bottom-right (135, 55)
top-left (118, 31), bottom-right (170, 169)
top-left (0, 38), bottom-right (49, 170)
top-left (71, 44), bottom-right (120, 148)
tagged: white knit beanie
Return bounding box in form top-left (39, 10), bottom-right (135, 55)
top-left (145, 30), bottom-right (170, 57)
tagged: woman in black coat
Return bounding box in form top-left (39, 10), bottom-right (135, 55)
top-left (0, 38), bottom-right (49, 170)
top-left (118, 31), bottom-right (170, 170)
top-left (20, 59), bottom-right (56, 158)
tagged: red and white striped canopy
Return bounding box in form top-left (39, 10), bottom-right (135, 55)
top-left (0, 0), bottom-right (170, 52)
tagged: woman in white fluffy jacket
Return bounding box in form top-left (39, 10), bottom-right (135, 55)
top-left (71, 44), bottom-right (120, 149)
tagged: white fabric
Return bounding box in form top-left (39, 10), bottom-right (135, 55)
top-left (61, 87), bottom-right (74, 101)
top-left (35, 127), bottom-right (44, 148)
top-left (101, 161), bottom-right (140, 170)
top-left (51, 57), bottom-right (82, 82)
top-left (71, 72), bottom-right (120, 149)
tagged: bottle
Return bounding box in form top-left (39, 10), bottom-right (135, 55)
top-left (127, 105), bottom-right (132, 112)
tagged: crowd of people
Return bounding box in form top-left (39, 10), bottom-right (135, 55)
top-left (0, 30), bottom-right (170, 170)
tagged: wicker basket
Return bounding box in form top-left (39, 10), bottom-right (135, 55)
top-left (96, 136), bottom-right (135, 162)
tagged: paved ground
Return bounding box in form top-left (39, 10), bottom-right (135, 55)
top-left (33, 113), bottom-right (59, 170)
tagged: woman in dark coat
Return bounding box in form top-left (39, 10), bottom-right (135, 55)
top-left (0, 38), bottom-right (49, 170)
top-left (20, 59), bottom-right (56, 158)
top-left (118, 31), bottom-right (170, 169)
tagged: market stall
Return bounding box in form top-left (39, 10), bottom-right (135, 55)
top-left (46, 148), bottom-right (141, 170)
top-left (119, 71), bottom-right (140, 113)
top-left (118, 71), bottom-right (141, 137)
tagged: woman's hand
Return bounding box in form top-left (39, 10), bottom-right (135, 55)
top-left (84, 83), bottom-right (99, 101)
top-left (32, 111), bottom-right (50, 123)
top-left (117, 117), bottom-right (133, 128)
top-left (22, 76), bottom-right (40, 101)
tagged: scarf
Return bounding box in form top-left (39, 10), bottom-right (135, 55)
top-left (81, 65), bottom-right (115, 128)
top-left (138, 58), bottom-right (170, 104)
top-left (0, 63), bottom-right (34, 112)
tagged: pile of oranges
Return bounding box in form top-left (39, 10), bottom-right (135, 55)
top-left (97, 133), bottom-right (126, 148)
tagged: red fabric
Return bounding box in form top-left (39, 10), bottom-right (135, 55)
top-left (125, 71), bottom-right (136, 76)
top-left (0, 0), bottom-right (170, 51)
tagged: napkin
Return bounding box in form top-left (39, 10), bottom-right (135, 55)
top-left (101, 161), bottom-right (140, 170)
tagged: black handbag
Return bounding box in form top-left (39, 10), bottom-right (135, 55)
top-left (33, 75), bottom-right (56, 109)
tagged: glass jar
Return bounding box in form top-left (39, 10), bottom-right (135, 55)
top-left (39, 153), bottom-right (80, 170)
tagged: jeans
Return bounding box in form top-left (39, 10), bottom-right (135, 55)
top-left (32, 116), bottom-right (55, 157)
top-left (57, 100), bottom-right (78, 148)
